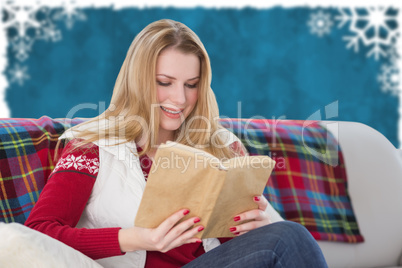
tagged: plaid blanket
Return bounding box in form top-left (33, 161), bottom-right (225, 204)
top-left (0, 116), bottom-right (363, 243)
top-left (0, 117), bottom-right (83, 224)
top-left (220, 118), bottom-right (364, 243)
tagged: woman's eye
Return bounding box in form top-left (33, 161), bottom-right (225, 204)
top-left (186, 83), bottom-right (198, 89)
top-left (157, 81), bottom-right (171, 87)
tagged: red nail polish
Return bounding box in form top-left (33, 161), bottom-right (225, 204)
top-left (234, 232), bottom-right (240, 235)
top-left (254, 196), bottom-right (260, 201)
top-left (234, 216), bottom-right (241, 222)
top-left (229, 227), bottom-right (236, 232)
top-left (183, 209), bottom-right (190, 215)
top-left (194, 218), bottom-right (200, 223)
top-left (198, 226), bottom-right (204, 232)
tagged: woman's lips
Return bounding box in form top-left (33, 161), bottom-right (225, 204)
top-left (160, 106), bottom-right (183, 119)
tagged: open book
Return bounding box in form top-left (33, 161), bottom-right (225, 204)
top-left (134, 141), bottom-right (275, 238)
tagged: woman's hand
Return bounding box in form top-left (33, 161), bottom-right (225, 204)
top-left (119, 209), bottom-right (203, 253)
top-left (229, 195), bottom-right (272, 236)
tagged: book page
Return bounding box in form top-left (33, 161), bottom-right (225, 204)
top-left (203, 155), bottom-right (275, 238)
top-left (134, 143), bottom-right (225, 238)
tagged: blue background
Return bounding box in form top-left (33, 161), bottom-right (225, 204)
top-left (5, 7), bottom-right (399, 146)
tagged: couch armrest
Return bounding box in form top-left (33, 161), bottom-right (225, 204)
top-left (317, 121), bottom-right (402, 268)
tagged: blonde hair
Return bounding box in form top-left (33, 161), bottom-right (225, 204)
top-left (60, 19), bottom-right (240, 160)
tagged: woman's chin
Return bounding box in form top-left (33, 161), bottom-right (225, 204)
top-left (158, 121), bottom-right (183, 136)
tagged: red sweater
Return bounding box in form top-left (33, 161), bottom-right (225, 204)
top-left (25, 140), bottom-right (237, 266)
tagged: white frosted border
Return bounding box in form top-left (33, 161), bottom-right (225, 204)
top-left (3, 0), bottom-right (402, 8)
top-left (0, 0), bottom-right (8, 118)
top-left (1, 0), bottom-right (401, 148)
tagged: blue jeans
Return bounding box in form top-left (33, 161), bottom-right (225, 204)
top-left (184, 221), bottom-right (328, 268)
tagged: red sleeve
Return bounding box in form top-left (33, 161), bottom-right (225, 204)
top-left (229, 140), bottom-right (247, 156)
top-left (24, 140), bottom-right (124, 260)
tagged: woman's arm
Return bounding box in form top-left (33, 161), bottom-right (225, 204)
top-left (26, 140), bottom-right (204, 258)
top-left (24, 140), bottom-right (123, 259)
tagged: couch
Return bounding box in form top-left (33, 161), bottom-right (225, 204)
top-left (0, 116), bottom-right (401, 268)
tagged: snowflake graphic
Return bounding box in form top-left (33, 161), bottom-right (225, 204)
top-left (8, 64), bottom-right (30, 86)
top-left (2, 1), bottom-right (86, 86)
top-left (39, 23), bottom-right (62, 42)
top-left (378, 64), bottom-right (400, 96)
top-left (53, 1), bottom-right (87, 29)
top-left (336, 7), bottom-right (399, 60)
top-left (378, 44), bottom-right (400, 96)
top-left (307, 10), bottom-right (333, 37)
top-left (11, 37), bottom-right (33, 61)
top-left (2, 3), bottom-right (43, 40)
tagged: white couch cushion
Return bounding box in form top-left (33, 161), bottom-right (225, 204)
top-left (0, 222), bottom-right (102, 268)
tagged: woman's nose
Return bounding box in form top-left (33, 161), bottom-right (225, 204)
top-left (170, 84), bottom-right (186, 105)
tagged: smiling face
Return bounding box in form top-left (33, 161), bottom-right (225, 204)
top-left (156, 48), bottom-right (200, 143)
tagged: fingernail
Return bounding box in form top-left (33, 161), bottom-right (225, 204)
top-left (198, 226), bottom-right (204, 232)
top-left (183, 209), bottom-right (190, 215)
top-left (229, 227), bottom-right (236, 232)
top-left (194, 218), bottom-right (200, 223)
top-left (197, 239), bottom-right (202, 243)
top-left (234, 232), bottom-right (240, 235)
top-left (254, 196), bottom-right (260, 201)
top-left (234, 216), bottom-right (241, 222)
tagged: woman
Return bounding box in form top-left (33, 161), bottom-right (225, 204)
top-left (25, 19), bottom-right (327, 267)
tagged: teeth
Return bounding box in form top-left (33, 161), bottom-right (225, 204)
top-left (161, 106), bottom-right (181, 114)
